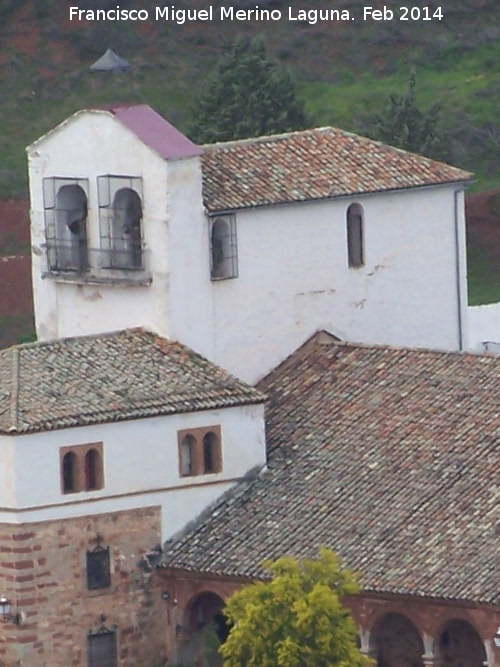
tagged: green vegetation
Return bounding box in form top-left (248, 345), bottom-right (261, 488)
top-left (0, 0), bottom-right (498, 197)
top-left (467, 245), bottom-right (500, 305)
top-left (0, 314), bottom-right (35, 348)
top-left (190, 36), bottom-right (306, 143)
top-left (221, 549), bottom-right (371, 667)
top-left (0, 0), bottom-right (497, 303)
top-left (358, 70), bottom-right (444, 157)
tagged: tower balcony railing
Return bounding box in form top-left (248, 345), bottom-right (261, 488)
top-left (42, 240), bottom-right (152, 286)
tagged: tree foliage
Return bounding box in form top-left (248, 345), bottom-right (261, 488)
top-left (220, 549), bottom-right (372, 667)
top-left (190, 36), bottom-right (306, 143)
top-left (363, 70), bottom-right (443, 156)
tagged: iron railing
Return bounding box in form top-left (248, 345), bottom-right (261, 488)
top-left (44, 240), bottom-right (151, 284)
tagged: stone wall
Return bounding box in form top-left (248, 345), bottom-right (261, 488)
top-left (0, 506), bottom-right (167, 667)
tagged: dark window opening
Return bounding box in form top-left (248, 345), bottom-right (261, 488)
top-left (85, 448), bottom-right (103, 491)
top-left (88, 628), bottom-right (117, 667)
top-left (210, 215), bottom-right (238, 280)
top-left (87, 547), bottom-right (111, 590)
top-left (110, 188), bottom-right (143, 269)
top-left (97, 175), bottom-right (144, 272)
top-left (347, 203), bottom-right (364, 268)
top-left (62, 451), bottom-right (78, 493)
top-left (203, 432), bottom-right (218, 473)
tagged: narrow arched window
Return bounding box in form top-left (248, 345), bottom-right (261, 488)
top-left (210, 215), bottom-right (237, 279)
top-left (62, 451), bottom-right (78, 493)
top-left (111, 188), bottom-right (143, 269)
top-left (203, 432), bottom-right (220, 474)
top-left (55, 184), bottom-right (88, 272)
top-left (85, 448), bottom-right (103, 491)
top-left (347, 203), bottom-right (364, 268)
top-left (180, 434), bottom-right (195, 476)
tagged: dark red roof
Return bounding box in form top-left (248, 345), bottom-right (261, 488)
top-left (109, 104), bottom-right (202, 161)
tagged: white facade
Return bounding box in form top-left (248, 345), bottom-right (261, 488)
top-left (0, 404), bottom-right (266, 540)
top-left (28, 110), bottom-right (215, 361)
top-left (212, 185), bottom-right (468, 381)
top-left (467, 303), bottom-right (500, 354)
top-left (28, 108), bottom-right (469, 384)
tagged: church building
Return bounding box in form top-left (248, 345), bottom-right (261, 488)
top-left (0, 104), bottom-right (496, 666)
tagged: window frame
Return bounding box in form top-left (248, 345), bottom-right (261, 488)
top-left (60, 442), bottom-right (104, 495)
top-left (209, 214), bottom-right (238, 280)
top-left (346, 203), bottom-right (364, 269)
top-left (86, 544), bottom-right (112, 591)
top-left (97, 175), bottom-right (144, 271)
top-left (42, 177), bottom-right (90, 274)
top-left (87, 625), bottom-right (118, 667)
top-left (177, 426), bottom-right (222, 477)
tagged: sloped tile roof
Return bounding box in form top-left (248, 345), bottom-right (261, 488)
top-left (162, 333), bottom-right (500, 605)
top-left (109, 104), bottom-right (202, 161)
top-left (0, 330), bottom-right (264, 434)
top-left (202, 127), bottom-right (472, 212)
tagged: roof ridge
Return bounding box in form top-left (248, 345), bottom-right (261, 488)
top-left (202, 126), bottom-right (334, 151)
top-left (8, 346), bottom-right (20, 433)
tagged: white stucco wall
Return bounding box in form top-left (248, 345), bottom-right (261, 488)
top-left (0, 436), bottom-right (16, 507)
top-left (467, 303), bottom-right (500, 353)
top-left (0, 404), bottom-right (265, 540)
top-left (211, 185), bottom-right (468, 382)
top-left (27, 110), bottom-right (214, 361)
top-left (27, 110), bottom-right (469, 385)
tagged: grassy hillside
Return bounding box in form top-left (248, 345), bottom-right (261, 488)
top-left (0, 0), bottom-right (499, 197)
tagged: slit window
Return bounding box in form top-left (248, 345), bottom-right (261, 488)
top-left (347, 203), bottom-right (364, 268)
top-left (203, 432), bottom-right (218, 473)
top-left (85, 449), bottom-right (103, 491)
top-left (210, 215), bottom-right (238, 280)
top-left (62, 451), bottom-right (78, 494)
top-left (180, 434), bottom-right (195, 477)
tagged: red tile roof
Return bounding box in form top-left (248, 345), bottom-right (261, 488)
top-left (202, 127), bottom-right (473, 212)
top-left (162, 333), bottom-right (500, 605)
top-left (109, 104), bottom-right (202, 161)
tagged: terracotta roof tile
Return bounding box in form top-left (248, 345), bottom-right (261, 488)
top-left (162, 333), bottom-right (500, 605)
top-left (202, 128), bottom-right (472, 212)
top-left (0, 330), bottom-right (264, 434)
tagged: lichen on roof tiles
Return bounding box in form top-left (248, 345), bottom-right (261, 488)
top-left (202, 127), bottom-right (472, 212)
top-left (0, 329), bottom-right (264, 434)
top-left (162, 334), bottom-right (500, 605)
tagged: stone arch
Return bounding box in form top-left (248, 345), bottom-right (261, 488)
top-left (55, 183), bottom-right (88, 270)
top-left (436, 618), bottom-right (486, 666)
top-left (179, 591), bottom-right (228, 667)
top-left (372, 612), bottom-right (424, 667)
top-left (111, 187), bottom-right (143, 268)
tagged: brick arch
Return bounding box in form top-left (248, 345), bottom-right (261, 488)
top-left (371, 612), bottom-right (424, 667)
top-left (436, 618), bottom-right (486, 666)
top-left (179, 590), bottom-right (228, 667)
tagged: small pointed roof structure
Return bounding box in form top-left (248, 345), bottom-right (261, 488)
top-left (89, 48), bottom-right (131, 72)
